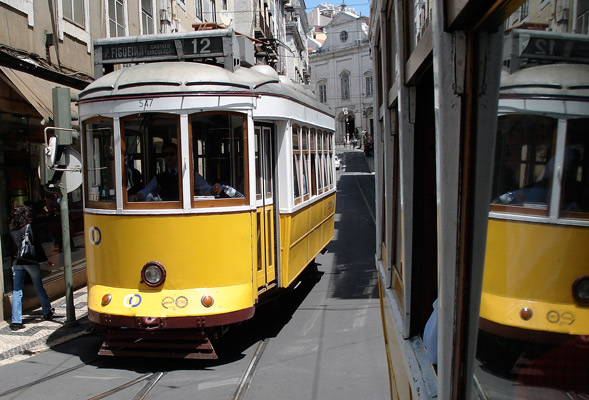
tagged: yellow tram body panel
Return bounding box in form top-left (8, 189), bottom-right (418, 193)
top-left (280, 194), bottom-right (336, 287)
top-left (84, 212), bottom-right (255, 318)
top-left (481, 218), bottom-right (589, 335)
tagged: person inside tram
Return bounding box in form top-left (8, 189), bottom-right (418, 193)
top-left (128, 142), bottom-right (222, 201)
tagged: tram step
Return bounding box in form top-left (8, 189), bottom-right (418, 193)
top-left (98, 329), bottom-right (218, 359)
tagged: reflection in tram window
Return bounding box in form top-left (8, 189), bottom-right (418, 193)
top-left (562, 119), bottom-right (589, 215)
top-left (84, 118), bottom-right (115, 205)
top-left (191, 113), bottom-right (246, 199)
top-left (123, 114), bottom-right (180, 202)
top-left (491, 115), bottom-right (556, 212)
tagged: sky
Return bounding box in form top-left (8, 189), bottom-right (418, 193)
top-left (303, 0), bottom-right (372, 18)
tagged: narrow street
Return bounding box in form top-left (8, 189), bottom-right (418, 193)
top-left (0, 151), bottom-right (388, 400)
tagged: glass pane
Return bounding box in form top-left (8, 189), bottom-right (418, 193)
top-left (255, 128), bottom-right (263, 199)
top-left (124, 114), bottom-right (180, 202)
top-left (292, 127), bottom-right (299, 151)
top-left (263, 129), bottom-right (273, 198)
top-left (191, 113), bottom-right (246, 200)
top-left (293, 156), bottom-right (300, 199)
top-left (475, 25), bottom-right (589, 399)
top-left (64, 0), bottom-right (73, 21)
top-left (490, 115), bottom-right (556, 212)
top-left (74, 0), bottom-right (84, 27)
top-left (84, 119), bottom-right (115, 203)
top-left (561, 118), bottom-right (589, 215)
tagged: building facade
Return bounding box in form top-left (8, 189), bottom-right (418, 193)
top-left (308, 8), bottom-right (373, 145)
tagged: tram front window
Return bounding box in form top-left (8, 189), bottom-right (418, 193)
top-left (84, 118), bottom-right (116, 207)
top-left (191, 113), bottom-right (246, 201)
top-left (123, 114), bottom-right (181, 203)
top-left (490, 115), bottom-right (556, 213)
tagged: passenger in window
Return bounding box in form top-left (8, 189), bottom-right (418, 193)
top-left (129, 142), bottom-right (222, 201)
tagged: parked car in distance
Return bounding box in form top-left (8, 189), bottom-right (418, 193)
top-left (335, 155), bottom-right (341, 170)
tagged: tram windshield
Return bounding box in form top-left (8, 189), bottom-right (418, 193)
top-left (83, 112), bottom-right (248, 208)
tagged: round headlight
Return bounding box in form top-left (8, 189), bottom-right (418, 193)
top-left (141, 261), bottom-right (166, 287)
top-left (573, 276), bottom-right (589, 306)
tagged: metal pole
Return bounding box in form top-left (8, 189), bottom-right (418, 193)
top-left (60, 183), bottom-right (77, 327)
top-left (0, 235), bottom-right (5, 322)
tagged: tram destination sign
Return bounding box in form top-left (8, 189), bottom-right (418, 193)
top-left (505, 30), bottom-right (589, 72)
top-left (94, 29), bottom-right (237, 76)
top-left (101, 36), bottom-right (223, 61)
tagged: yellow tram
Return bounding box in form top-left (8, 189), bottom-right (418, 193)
top-left (479, 62), bottom-right (589, 366)
top-left (78, 29), bottom-right (336, 357)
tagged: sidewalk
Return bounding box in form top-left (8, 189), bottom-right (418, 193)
top-left (0, 286), bottom-right (92, 364)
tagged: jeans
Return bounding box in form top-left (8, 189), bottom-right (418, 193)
top-left (11, 263), bottom-right (52, 324)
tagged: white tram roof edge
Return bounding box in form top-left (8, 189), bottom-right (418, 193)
top-left (500, 63), bottom-right (589, 98)
top-left (79, 62), bottom-right (334, 122)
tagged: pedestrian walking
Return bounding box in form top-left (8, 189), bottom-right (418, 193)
top-left (8, 206), bottom-right (55, 331)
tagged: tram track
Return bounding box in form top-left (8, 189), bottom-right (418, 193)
top-left (0, 337), bottom-right (269, 400)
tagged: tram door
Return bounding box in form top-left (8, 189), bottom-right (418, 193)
top-left (254, 124), bottom-right (276, 291)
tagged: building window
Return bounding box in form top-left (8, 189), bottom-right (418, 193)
top-left (520, 1), bottom-right (529, 20)
top-left (319, 83), bottom-right (327, 103)
top-left (211, 0), bottom-right (217, 22)
top-left (365, 75), bottom-right (373, 97)
top-left (141, 0), bottom-right (154, 34)
top-left (222, 0), bottom-right (227, 11)
top-left (576, 0), bottom-right (589, 34)
top-left (340, 30), bottom-right (348, 42)
top-left (63, 0), bottom-right (85, 28)
top-left (195, 0), bottom-right (203, 20)
top-left (108, 0), bottom-right (126, 37)
top-left (341, 72), bottom-right (350, 100)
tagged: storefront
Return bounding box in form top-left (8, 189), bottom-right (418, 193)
top-left (0, 66), bottom-right (87, 320)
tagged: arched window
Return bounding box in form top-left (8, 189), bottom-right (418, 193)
top-left (341, 71), bottom-right (350, 100)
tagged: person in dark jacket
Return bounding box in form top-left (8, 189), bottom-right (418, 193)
top-left (9, 206), bottom-right (55, 331)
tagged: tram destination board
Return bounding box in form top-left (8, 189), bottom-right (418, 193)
top-left (94, 29), bottom-right (236, 76)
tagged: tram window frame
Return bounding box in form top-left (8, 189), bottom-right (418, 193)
top-left (83, 117), bottom-right (116, 209)
top-left (302, 127), bottom-right (311, 201)
top-left (189, 112), bottom-right (249, 208)
top-left (121, 113), bottom-right (182, 210)
top-left (317, 130), bottom-right (325, 194)
top-left (255, 126), bottom-right (263, 201)
top-left (489, 114), bottom-right (557, 216)
top-left (560, 118), bottom-right (589, 218)
top-left (293, 125), bottom-right (303, 205)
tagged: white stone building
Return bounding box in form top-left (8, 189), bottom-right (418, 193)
top-left (308, 9), bottom-right (373, 144)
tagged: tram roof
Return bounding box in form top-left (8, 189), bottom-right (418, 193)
top-left (79, 62), bottom-right (333, 116)
top-left (500, 63), bottom-right (589, 97)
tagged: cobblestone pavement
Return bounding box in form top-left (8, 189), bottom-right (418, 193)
top-left (0, 286), bottom-right (92, 364)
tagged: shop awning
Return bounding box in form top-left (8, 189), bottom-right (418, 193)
top-left (0, 66), bottom-right (79, 121)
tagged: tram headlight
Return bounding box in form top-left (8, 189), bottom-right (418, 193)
top-left (141, 261), bottom-right (166, 287)
top-left (573, 276), bottom-right (589, 306)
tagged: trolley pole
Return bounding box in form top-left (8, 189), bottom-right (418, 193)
top-left (59, 183), bottom-right (77, 327)
top-left (53, 87), bottom-right (78, 327)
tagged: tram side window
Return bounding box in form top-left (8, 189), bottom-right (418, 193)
top-left (84, 118), bottom-right (116, 206)
top-left (561, 118), bottom-right (589, 215)
top-left (191, 113), bottom-right (246, 200)
top-left (490, 115), bottom-right (557, 213)
top-left (124, 114), bottom-right (180, 203)
top-left (293, 126), bottom-right (302, 203)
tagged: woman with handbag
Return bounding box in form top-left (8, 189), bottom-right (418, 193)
top-left (9, 206), bottom-right (55, 331)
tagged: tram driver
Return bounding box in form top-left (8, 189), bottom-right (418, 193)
top-left (128, 142), bottom-right (222, 201)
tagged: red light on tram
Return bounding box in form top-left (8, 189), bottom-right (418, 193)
top-left (201, 295), bottom-right (214, 307)
top-left (520, 307), bottom-right (533, 321)
top-left (101, 294), bottom-right (112, 306)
